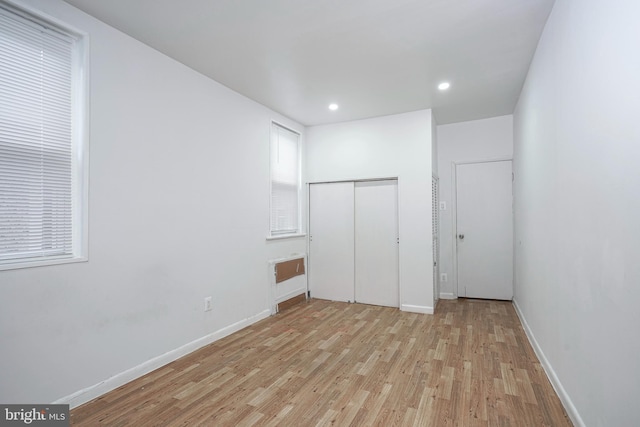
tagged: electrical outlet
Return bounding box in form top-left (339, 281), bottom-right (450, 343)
top-left (440, 273), bottom-right (448, 282)
top-left (204, 296), bottom-right (212, 312)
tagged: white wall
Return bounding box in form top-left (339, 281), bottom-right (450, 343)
top-left (306, 110), bottom-right (434, 313)
top-left (436, 116), bottom-right (513, 298)
top-left (0, 0), bottom-right (305, 406)
top-left (431, 111), bottom-right (438, 176)
top-left (513, 0), bottom-right (640, 425)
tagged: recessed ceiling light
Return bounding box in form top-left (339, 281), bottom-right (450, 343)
top-left (328, 103), bottom-right (339, 111)
top-left (438, 82), bottom-right (450, 91)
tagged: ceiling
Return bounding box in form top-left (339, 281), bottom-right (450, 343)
top-left (63, 0), bottom-right (555, 126)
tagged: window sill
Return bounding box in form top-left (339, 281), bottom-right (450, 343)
top-left (0, 255), bottom-right (87, 271)
top-left (266, 233), bottom-right (307, 241)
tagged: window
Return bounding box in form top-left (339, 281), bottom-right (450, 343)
top-left (270, 122), bottom-right (300, 236)
top-left (0, 3), bottom-right (88, 270)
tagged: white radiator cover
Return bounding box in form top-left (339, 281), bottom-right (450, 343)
top-left (268, 253), bottom-right (308, 314)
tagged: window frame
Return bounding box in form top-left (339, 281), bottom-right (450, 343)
top-left (269, 121), bottom-right (302, 237)
top-left (0, 2), bottom-right (89, 271)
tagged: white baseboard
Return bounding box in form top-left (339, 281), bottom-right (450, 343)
top-left (54, 309), bottom-right (271, 409)
top-left (512, 300), bottom-right (585, 427)
top-left (439, 292), bottom-right (457, 300)
top-left (400, 304), bottom-right (434, 314)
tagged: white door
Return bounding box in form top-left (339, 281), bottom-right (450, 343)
top-left (354, 180), bottom-right (399, 308)
top-left (309, 182), bottom-right (355, 302)
top-left (456, 160), bottom-right (513, 300)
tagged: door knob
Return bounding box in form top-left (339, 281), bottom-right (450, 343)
top-left (458, 234), bottom-right (465, 240)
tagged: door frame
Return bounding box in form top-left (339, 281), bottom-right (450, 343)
top-left (451, 157), bottom-right (512, 298)
top-left (307, 177), bottom-right (401, 307)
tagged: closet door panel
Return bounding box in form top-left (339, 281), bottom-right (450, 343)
top-left (309, 182), bottom-right (355, 302)
top-left (355, 180), bottom-right (399, 307)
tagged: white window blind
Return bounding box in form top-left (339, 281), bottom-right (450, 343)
top-left (270, 123), bottom-right (300, 235)
top-left (0, 5), bottom-right (81, 265)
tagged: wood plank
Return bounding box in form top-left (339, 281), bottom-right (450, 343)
top-left (70, 299), bottom-right (573, 426)
top-left (276, 293), bottom-right (306, 312)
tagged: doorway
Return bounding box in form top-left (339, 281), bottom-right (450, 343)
top-left (455, 160), bottom-right (513, 300)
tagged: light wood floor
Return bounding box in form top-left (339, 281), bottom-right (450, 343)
top-left (71, 299), bottom-right (572, 426)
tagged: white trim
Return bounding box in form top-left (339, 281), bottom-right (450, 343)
top-left (306, 182), bottom-right (311, 298)
top-left (53, 309), bottom-right (271, 409)
top-left (400, 304), bottom-right (434, 314)
top-left (0, 256), bottom-right (87, 271)
top-left (74, 23), bottom-right (91, 267)
top-left (268, 253), bottom-right (307, 265)
top-left (450, 161), bottom-right (459, 298)
top-left (266, 233), bottom-right (306, 241)
top-left (512, 300), bottom-right (585, 427)
top-left (453, 156), bottom-right (513, 166)
top-left (396, 178), bottom-right (403, 310)
top-left (439, 292), bottom-right (457, 300)
top-left (270, 120), bottom-right (300, 136)
top-left (308, 176), bottom-right (398, 185)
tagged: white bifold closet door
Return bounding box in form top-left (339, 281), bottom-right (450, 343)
top-left (309, 180), bottom-right (399, 307)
